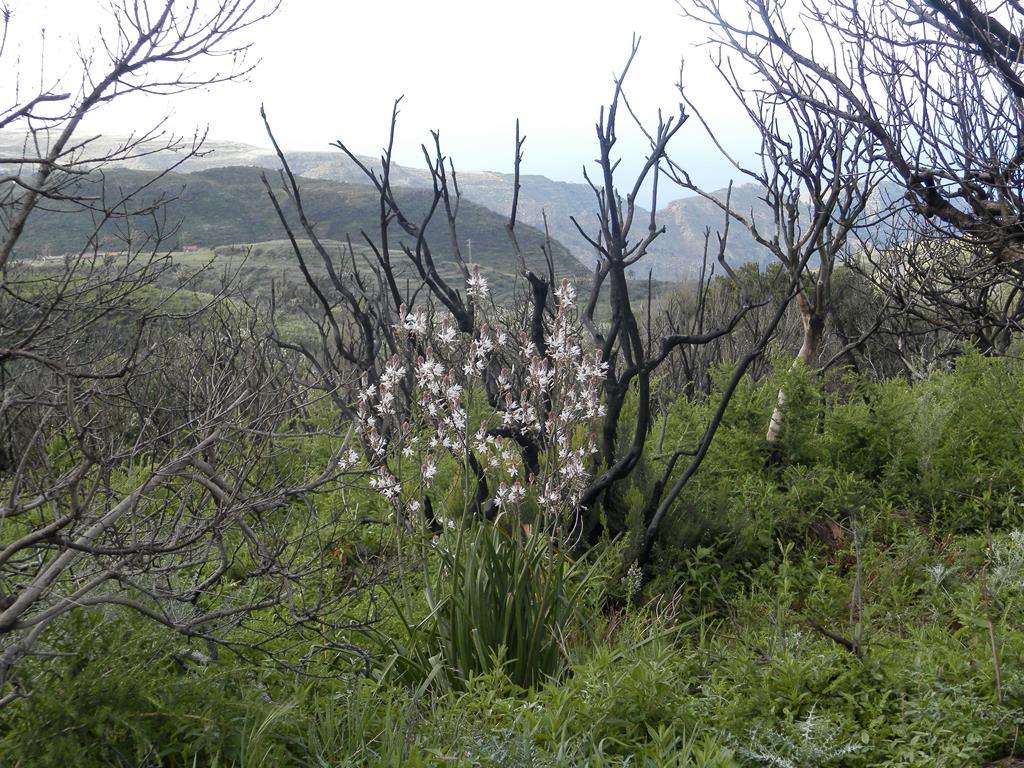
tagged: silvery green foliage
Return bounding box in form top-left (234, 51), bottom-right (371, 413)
top-left (925, 562), bottom-right (957, 588)
top-left (734, 707), bottom-right (861, 768)
top-left (456, 729), bottom-right (555, 768)
top-left (988, 529), bottom-right (1024, 595)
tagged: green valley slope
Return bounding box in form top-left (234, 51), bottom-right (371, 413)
top-left (11, 166), bottom-right (586, 288)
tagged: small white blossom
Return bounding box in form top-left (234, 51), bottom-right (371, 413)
top-left (400, 308), bottom-right (427, 335)
top-left (336, 448), bottom-right (360, 470)
top-left (466, 264), bottom-right (489, 301)
top-left (438, 324), bottom-right (458, 348)
top-left (423, 458), bottom-right (438, 481)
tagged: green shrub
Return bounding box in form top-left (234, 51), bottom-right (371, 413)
top-left (0, 616), bottom-right (279, 767)
top-left (381, 522), bottom-right (582, 691)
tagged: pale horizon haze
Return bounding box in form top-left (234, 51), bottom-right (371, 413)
top-left (5, 0), bottom-right (758, 200)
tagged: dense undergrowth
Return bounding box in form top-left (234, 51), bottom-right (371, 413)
top-left (3, 350), bottom-right (1023, 767)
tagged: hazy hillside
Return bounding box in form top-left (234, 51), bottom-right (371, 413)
top-left (160, 142), bottom-right (829, 279)
top-left (168, 141), bottom-right (776, 279)
top-left (205, 143), bottom-right (782, 280)
top-left (646, 184), bottom-right (777, 278)
top-left (10, 165), bottom-right (586, 284)
top-left (0, 131), bottom-right (895, 280)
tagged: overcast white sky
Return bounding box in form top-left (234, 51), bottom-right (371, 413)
top-left (6, 0), bottom-right (757, 196)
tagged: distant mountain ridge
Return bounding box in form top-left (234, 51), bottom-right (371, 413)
top-left (0, 131), bottom-right (896, 279)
